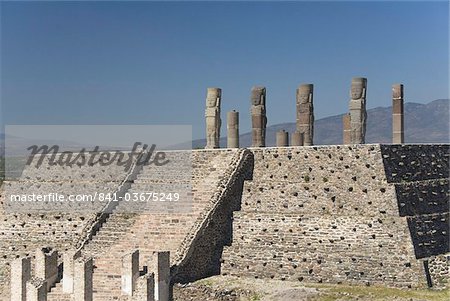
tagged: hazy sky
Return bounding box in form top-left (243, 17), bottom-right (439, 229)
top-left (1, 1), bottom-right (448, 139)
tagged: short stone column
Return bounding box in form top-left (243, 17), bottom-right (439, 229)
top-left (35, 247), bottom-right (58, 291)
top-left (122, 249), bottom-right (140, 296)
top-left (11, 256), bottom-right (31, 301)
top-left (63, 249), bottom-right (80, 293)
top-left (392, 84), bottom-right (404, 144)
top-left (342, 113), bottom-right (351, 144)
top-left (227, 110), bottom-right (239, 148)
top-left (26, 278), bottom-right (47, 301)
top-left (132, 273), bottom-right (155, 301)
top-left (74, 257), bottom-right (93, 301)
top-left (149, 251), bottom-right (170, 301)
top-left (276, 130), bottom-right (289, 147)
top-left (291, 131), bottom-right (304, 146)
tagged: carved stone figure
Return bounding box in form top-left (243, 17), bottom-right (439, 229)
top-left (392, 84), bottom-right (404, 144)
top-left (205, 88), bottom-right (222, 149)
top-left (348, 77), bottom-right (367, 144)
top-left (227, 110), bottom-right (239, 148)
top-left (296, 84), bottom-right (314, 146)
top-left (251, 86), bottom-right (267, 147)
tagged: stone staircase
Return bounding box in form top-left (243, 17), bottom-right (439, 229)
top-left (46, 149), bottom-right (242, 300)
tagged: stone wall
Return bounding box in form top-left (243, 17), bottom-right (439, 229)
top-left (221, 144), bottom-right (449, 288)
top-left (0, 144), bottom-right (448, 298)
top-left (0, 152), bottom-right (133, 294)
top-left (380, 144), bottom-right (449, 287)
top-left (172, 149), bottom-right (254, 283)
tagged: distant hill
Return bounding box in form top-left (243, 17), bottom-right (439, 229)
top-left (191, 99), bottom-right (449, 148)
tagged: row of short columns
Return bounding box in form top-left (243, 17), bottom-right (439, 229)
top-left (11, 249), bottom-right (170, 301)
top-left (121, 250), bottom-right (170, 301)
top-left (206, 80), bottom-right (405, 148)
top-left (11, 248), bottom-right (93, 301)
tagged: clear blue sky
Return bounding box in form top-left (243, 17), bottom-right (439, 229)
top-left (1, 1), bottom-right (448, 139)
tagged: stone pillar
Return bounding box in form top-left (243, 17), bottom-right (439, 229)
top-left (132, 273), bottom-right (155, 301)
top-left (11, 257), bottom-right (31, 301)
top-left (276, 130), bottom-right (289, 147)
top-left (227, 110), bottom-right (239, 148)
top-left (35, 247), bottom-right (58, 291)
top-left (291, 131), bottom-right (304, 146)
top-left (392, 84), bottom-right (404, 144)
top-left (205, 88), bottom-right (221, 149)
top-left (122, 250), bottom-right (140, 296)
top-left (342, 113), bottom-right (351, 144)
top-left (149, 251), bottom-right (170, 301)
top-left (74, 257), bottom-right (93, 301)
top-left (250, 86), bottom-right (267, 147)
top-left (296, 84), bottom-right (314, 146)
top-left (63, 249), bottom-right (80, 293)
top-left (348, 77), bottom-right (367, 144)
top-left (26, 278), bottom-right (47, 301)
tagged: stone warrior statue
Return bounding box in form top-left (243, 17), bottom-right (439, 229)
top-left (250, 86), bottom-right (267, 147)
top-left (348, 77), bottom-right (367, 144)
top-left (296, 84), bottom-right (314, 146)
top-left (205, 88), bottom-right (221, 149)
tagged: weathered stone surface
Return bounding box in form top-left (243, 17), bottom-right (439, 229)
top-left (122, 249), bottom-right (140, 296)
top-left (133, 273), bottom-right (155, 301)
top-left (290, 131), bottom-right (303, 146)
top-left (392, 84), bottom-right (404, 144)
top-left (342, 113), bottom-right (351, 144)
top-left (26, 278), bottom-right (47, 301)
top-left (63, 249), bottom-right (80, 293)
top-left (35, 247), bottom-right (58, 292)
top-left (10, 257), bottom-right (31, 301)
top-left (296, 84), bottom-right (314, 146)
top-left (205, 88), bottom-right (222, 149)
top-left (348, 78), bottom-right (367, 144)
top-left (74, 257), bottom-right (93, 301)
top-left (427, 255), bottom-right (449, 288)
top-left (227, 110), bottom-right (239, 148)
top-left (149, 251), bottom-right (170, 301)
top-left (276, 130), bottom-right (289, 147)
top-left (1, 143), bottom-right (449, 298)
top-left (251, 87), bottom-right (267, 147)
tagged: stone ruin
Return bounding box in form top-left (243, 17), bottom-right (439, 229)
top-left (0, 80), bottom-right (448, 301)
top-left (205, 88), bottom-right (221, 149)
top-left (392, 83), bottom-right (405, 144)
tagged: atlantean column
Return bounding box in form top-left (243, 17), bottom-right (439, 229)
top-left (348, 77), bottom-right (367, 144)
top-left (205, 88), bottom-right (221, 149)
top-left (296, 84), bottom-right (314, 146)
top-left (342, 113), bottom-right (351, 144)
top-left (227, 110), bottom-right (239, 148)
top-left (392, 84), bottom-right (404, 144)
top-left (251, 86), bottom-right (267, 147)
